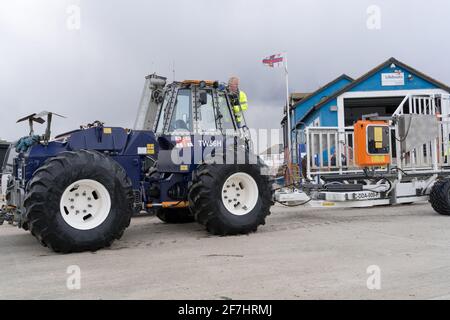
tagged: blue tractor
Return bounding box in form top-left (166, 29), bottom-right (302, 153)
top-left (0, 74), bottom-right (273, 253)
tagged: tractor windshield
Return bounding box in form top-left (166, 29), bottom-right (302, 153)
top-left (169, 89), bottom-right (192, 133)
top-left (154, 85), bottom-right (236, 135)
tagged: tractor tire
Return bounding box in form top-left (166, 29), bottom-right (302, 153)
top-left (429, 179), bottom-right (450, 215)
top-left (188, 163), bottom-right (273, 235)
top-left (156, 208), bottom-right (195, 224)
top-left (147, 166), bottom-right (195, 224)
top-left (24, 150), bottom-right (134, 253)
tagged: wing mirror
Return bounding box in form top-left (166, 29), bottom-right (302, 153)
top-left (199, 92), bottom-right (208, 105)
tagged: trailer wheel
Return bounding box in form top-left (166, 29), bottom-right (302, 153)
top-left (429, 179), bottom-right (450, 216)
top-left (188, 163), bottom-right (273, 235)
top-left (24, 150), bottom-right (134, 253)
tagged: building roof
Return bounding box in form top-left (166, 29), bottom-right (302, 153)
top-left (281, 74), bottom-right (353, 126)
top-left (299, 57), bottom-right (450, 123)
top-left (290, 74), bottom-right (353, 126)
top-left (291, 74), bottom-right (354, 110)
top-left (290, 92), bottom-right (311, 104)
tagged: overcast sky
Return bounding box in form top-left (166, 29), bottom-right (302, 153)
top-left (1, 0), bottom-right (450, 141)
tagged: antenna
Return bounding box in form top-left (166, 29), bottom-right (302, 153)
top-left (172, 60), bottom-right (175, 82)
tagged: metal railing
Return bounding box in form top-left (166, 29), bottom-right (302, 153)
top-left (302, 94), bottom-right (450, 180)
top-left (305, 126), bottom-right (358, 178)
top-left (393, 94), bottom-right (437, 116)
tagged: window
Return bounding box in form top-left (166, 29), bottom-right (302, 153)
top-left (169, 89), bottom-right (192, 133)
top-left (197, 90), bottom-right (217, 133)
top-left (217, 92), bottom-right (235, 130)
top-left (155, 92), bottom-right (170, 134)
top-left (313, 117), bottom-right (321, 127)
top-left (2, 146), bottom-right (15, 173)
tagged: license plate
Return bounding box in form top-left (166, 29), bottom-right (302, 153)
top-left (352, 191), bottom-right (379, 200)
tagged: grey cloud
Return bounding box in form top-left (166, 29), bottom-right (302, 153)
top-left (1, 0), bottom-right (450, 141)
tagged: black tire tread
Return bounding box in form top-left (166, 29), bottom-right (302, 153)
top-left (429, 179), bottom-right (450, 215)
top-left (188, 162), bottom-right (273, 235)
top-left (24, 150), bottom-right (134, 253)
top-left (156, 208), bottom-right (195, 224)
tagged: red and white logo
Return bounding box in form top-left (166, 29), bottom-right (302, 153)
top-left (175, 136), bottom-right (193, 148)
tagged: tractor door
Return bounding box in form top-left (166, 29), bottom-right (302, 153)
top-left (154, 86), bottom-right (195, 172)
top-left (216, 90), bottom-right (237, 132)
top-left (154, 87), bottom-right (193, 135)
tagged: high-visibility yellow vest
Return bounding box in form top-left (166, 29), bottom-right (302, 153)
top-left (232, 90), bottom-right (248, 123)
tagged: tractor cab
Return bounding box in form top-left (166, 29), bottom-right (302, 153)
top-left (134, 75), bottom-right (247, 137)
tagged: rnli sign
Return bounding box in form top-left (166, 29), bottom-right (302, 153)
top-left (381, 72), bottom-right (405, 86)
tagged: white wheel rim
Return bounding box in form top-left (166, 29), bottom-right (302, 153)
top-left (221, 172), bottom-right (259, 216)
top-left (59, 179), bottom-right (111, 230)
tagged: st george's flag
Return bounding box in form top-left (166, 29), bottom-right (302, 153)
top-left (262, 53), bottom-right (284, 67)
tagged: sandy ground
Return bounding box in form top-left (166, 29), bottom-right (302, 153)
top-left (1, 202), bottom-right (450, 299)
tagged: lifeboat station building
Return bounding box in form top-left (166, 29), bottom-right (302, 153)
top-left (287, 57), bottom-right (450, 164)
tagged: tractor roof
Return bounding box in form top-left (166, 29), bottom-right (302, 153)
top-left (181, 80), bottom-right (220, 88)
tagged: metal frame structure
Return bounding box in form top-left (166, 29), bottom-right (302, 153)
top-left (289, 93), bottom-right (450, 208)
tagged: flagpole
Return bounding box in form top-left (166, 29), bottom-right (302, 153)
top-left (262, 52), bottom-right (294, 185)
top-left (284, 52), bottom-right (293, 184)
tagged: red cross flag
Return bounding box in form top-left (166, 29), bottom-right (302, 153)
top-left (262, 53), bottom-right (284, 67)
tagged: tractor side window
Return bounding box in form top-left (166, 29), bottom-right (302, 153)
top-left (197, 90), bottom-right (217, 133)
top-left (2, 146), bottom-right (15, 173)
top-left (218, 93), bottom-right (235, 131)
top-left (169, 89), bottom-right (192, 133)
top-left (155, 92), bottom-right (169, 133)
